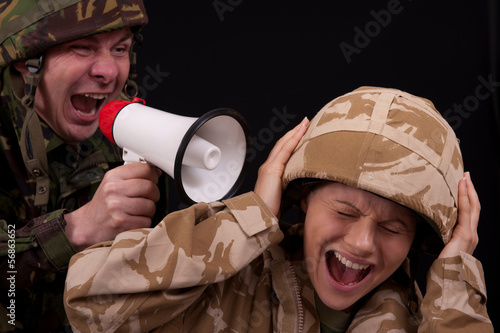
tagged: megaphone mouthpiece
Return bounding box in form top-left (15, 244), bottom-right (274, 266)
top-left (183, 134), bottom-right (221, 170)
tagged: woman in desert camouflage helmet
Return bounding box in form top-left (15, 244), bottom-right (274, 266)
top-left (256, 86), bottom-right (490, 331)
top-left (64, 87), bottom-right (492, 332)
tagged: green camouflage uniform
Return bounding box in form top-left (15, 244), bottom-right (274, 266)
top-left (0, 0), bottom-right (148, 331)
top-left (63, 88), bottom-right (493, 332)
top-left (0, 65), bottom-right (123, 331)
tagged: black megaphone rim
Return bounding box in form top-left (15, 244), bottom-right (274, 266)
top-left (174, 108), bottom-right (251, 205)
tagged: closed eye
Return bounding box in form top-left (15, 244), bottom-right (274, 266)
top-left (380, 225), bottom-right (401, 234)
top-left (379, 221), bottom-right (411, 235)
top-left (338, 211), bottom-right (353, 217)
top-left (70, 45), bottom-right (93, 56)
top-left (336, 210), bottom-right (357, 218)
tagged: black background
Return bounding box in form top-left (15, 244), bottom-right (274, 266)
top-left (137, 0), bottom-right (499, 323)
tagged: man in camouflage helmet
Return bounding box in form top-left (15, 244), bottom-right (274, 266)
top-left (63, 87), bottom-right (492, 332)
top-left (0, 0), bottom-right (167, 331)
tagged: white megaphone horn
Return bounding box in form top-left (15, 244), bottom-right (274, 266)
top-left (99, 97), bottom-right (251, 205)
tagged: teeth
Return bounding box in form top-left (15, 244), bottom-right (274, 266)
top-left (84, 93), bottom-right (107, 100)
top-left (334, 251), bottom-right (369, 270)
top-left (76, 108), bottom-right (97, 116)
top-left (342, 281), bottom-right (360, 286)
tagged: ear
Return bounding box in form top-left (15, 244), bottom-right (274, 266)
top-left (300, 188), bottom-right (310, 213)
top-left (12, 61), bottom-right (28, 80)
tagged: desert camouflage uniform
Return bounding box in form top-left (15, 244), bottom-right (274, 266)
top-left (64, 191), bottom-right (492, 332)
top-left (65, 87), bottom-right (493, 332)
top-left (0, 0), bottom-right (149, 331)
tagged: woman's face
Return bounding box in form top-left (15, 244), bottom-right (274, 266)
top-left (302, 182), bottom-right (417, 311)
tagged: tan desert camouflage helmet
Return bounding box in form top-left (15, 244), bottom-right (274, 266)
top-left (0, 0), bottom-right (148, 68)
top-left (282, 86), bottom-right (464, 244)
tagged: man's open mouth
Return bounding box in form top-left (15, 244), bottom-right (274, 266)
top-left (326, 250), bottom-right (371, 286)
top-left (71, 93), bottom-right (108, 116)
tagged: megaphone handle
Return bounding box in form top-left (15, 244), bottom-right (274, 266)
top-left (122, 148), bottom-right (147, 165)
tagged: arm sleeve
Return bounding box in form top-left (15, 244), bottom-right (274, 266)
top-left (64, 192), bottom-right (283, 333)
top-left (418, 252), bottom-right (493, 333)
top-left (0, 209), bottom-right (76, 288)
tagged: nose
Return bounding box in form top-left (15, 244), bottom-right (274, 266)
top-left (344, 219), bottom-right (376, 255)
top-left (89, 52), bottom-right (119, 84)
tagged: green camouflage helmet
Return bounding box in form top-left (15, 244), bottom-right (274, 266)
top-left (0, 0), bottom-right (148, 68)
top-left (282, 86), bottom-right (464, 244)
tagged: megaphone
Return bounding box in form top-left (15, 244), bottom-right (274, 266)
top-left (99, 97), bottom-right (251, 205)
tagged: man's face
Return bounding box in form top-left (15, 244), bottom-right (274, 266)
top-left (302, 182), bottom-right (417, 311)
top-left (28, 28), bottom-right (133, 143)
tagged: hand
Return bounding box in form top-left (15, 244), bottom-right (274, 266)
top-left (254, 117), bottom-right (309, 216)
top-left (438, 172), bottom-right (480, 258)
top-left (65, 163), bottom-right (162, 251)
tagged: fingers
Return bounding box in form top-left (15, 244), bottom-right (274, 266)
top-left (464, 172), bottom-right (480, 227)
top-left (65, 163), bottom-right (161, 251)
top-left (257, 117), bottom-right (309, 180)
top-left (107, 197), bottom-right (157, 222)
top-left (254, 117), bottom-right (309, 216)
top-left (101, 163), bottom-right (161, 201)
top-left (106, 162), bottom-right (160, 183)
top-left (457, 175), bottom-right (471, 224)
top-left (439, 172), bottom-right (480, 258)
top-left (266, 117), bottom-right (309, 162)
top-left (458, 172), bottom-right (481, 229)
top-left (100, 164), bottom-right (160, 201)
top-left (103, 178), bottom-right (161, 202)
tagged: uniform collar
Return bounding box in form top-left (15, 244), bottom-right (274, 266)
top-left (314, 292), bottom-right (354, 333)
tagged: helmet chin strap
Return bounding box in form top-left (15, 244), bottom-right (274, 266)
top-left (123, 31), bottom-right (143, 99)
top-left (123, 51), bottom-right (139, 99)
top-left (19, 55), bottom-right (50, 211)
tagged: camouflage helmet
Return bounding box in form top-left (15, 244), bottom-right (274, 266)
top-left (282, 86), bottom-right (464, 244)
top-left (0, 0), bottom-right (148, 68)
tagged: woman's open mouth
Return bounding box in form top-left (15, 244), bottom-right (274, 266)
top-left (326, 250), bottom-right (371, 286)
top-left (71, 93), bottom-right (108, 117)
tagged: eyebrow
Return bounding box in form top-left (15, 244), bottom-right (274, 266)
top-left (335, 200), bottom-right (363, 215)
